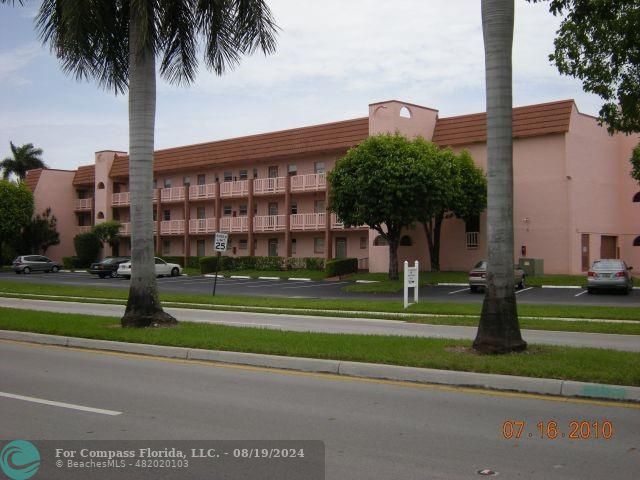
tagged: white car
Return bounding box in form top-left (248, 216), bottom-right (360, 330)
top-left (117, 257), bottom-right (182, 279)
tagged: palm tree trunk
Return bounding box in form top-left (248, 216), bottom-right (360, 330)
top-left (473, 0), bottom-right (525, 353)
top-left (122, 10), bottom-right (176, 327)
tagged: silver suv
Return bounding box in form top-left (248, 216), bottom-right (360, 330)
top-left (13, 255), bottom-right (61, 274)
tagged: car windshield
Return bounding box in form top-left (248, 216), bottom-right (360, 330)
top-left (592, 260), bottom-right (624, 270)
top-left (473, 261), bottom-right (487, 269)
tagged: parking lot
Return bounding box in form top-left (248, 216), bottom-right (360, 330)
top-left (1, 271), bottom-right (639, 307)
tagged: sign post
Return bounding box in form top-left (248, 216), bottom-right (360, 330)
top-left (403, 260), bottom-right (419, 308)
top-left (212, 232), bottom-right (228, 296)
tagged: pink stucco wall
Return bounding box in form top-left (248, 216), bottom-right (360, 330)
top-left (31, 169), bottom-right (77, 262)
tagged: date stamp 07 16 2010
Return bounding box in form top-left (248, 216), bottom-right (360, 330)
top-left (502, 419), bottom-right (614, 440)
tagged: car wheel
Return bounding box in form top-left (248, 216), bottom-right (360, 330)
top-left (110, 270), bottom-right (118, 278)
top-left (171, 267), bottom-right (180, 277)
top-left (517, 276), bottom-right (525, 290)
top-left (98, 273), bottom-right (107, 279)
top-left (123, 275), bottom-right (130, 280)
top-left (23, 267), bottom-right (31, 274)
top-left (587, 287), bottom-right (594, 294)
top-left (469, 285), bottom-right (478, 293)
top-left (51, 266), bottom-right (59, 273)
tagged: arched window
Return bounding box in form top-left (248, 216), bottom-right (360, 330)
top-left (373, 235), bottom-right (388, 246)
top-left (633, 192), bottom-right (640, 202)
top-left (400, 235), bottom-right (413, 246)
top-left (97, 182), bottom-right (105, 189)
top-left (399, 106), bottom-right (412, 118)
top-left (633, 236), bottom-right (640, 246)
top-left (97, 211), bottom-right (105, 219)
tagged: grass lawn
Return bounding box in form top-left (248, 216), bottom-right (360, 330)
top-left (182, 268), bottom-right (326, 280)
top-left (1, 307), bottom-right (638, 387)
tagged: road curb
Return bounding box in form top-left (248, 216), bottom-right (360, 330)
top-left (2, 330), bottom-right (638, 403)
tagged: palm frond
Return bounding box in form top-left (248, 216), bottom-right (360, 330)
top-left (196, 0), bottom-right (241, 75)
top-left (158, 0), bottom-right (198, 84)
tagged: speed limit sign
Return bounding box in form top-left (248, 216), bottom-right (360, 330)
top-left (214, 232), bottom-right (228, 252)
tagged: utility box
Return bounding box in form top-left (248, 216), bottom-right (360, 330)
top-left (519, 258), bottom-right (544, 277)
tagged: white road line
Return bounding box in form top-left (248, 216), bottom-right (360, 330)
top-left (515, 287), bottom-right (534, 295)
top-left (282, 281), bottom-right (349, 290)
top-left (0, 391), bottom-right (122, 416)
top-left (575, 290), bottom-right (588, 297)
top-left (205, 321), bottom-right (281, 328)
top-left (448, 287), bottom-right (470, 295)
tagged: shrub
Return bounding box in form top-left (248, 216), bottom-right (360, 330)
top-left (285, 257), bottom-right (325, 271)
top-left (73, 232), bottom-right (101, 267)
top-left (305, 257), bottom-right (325, 271)
top-left (199, 255), bottom-right (286, 273)
top-left (325, 258), bottom-right (358, 277)
top-left (255, 256), bottom-right (284, 270)
top-left (62, 256), bottom-right (83, 269)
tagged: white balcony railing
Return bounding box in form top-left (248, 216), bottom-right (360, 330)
top-left (189, 183), bottom-right (217, 200)
top-left (330, 213), bottom-right (366, 230)
top-left (160, 220), bottom-right (185, 235)
top-left (160, 186), bottom-right (185, 202)
top-left (290, 173), bottom-right (326, 192)
top-left (253, 215), bottom-right (286, 232)
top-left (290, 213), bottom-right (325, 231)
top-left (112, 192), bottom-right (130, 206)
top-left (219, 216), bottom-right (249, 233)
top-left (118, 222), bottom-right (157, 236)
top-left (220, 180), bottom-right (248, 198)
top-left (466, 232), bottom-right (479, 250)
top-left (75, 198), bottom-right (92, 210)
top-left (77, 226), bottom-right (92, 234)
top-left (253, 177), bottom-right (286, 195)
top-left (189, 218), bottom-right (217, 234)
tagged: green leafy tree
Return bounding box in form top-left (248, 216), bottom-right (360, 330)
top-left (17, 207), bottom-right (60, 254)
top-left (74, 231), bottom-right (102, 267)
top-left (92, 220), bottom-right (122, 252)
top-left (527, 0), bottom-right (639, 134)
top-left (329, 134), bottom-right (429, 280)
top-left (473, 0), bottom-right (527, 354)
top-left (0, 180), bottom-right (34, 264)
top-left (37, 1), bottom-right (277, 327)
top-left (419, 149), bottom-right (487, 271)
top-left (631, 144), bottom-right (640, 185)
top-left (1, 142), bottom-right (47, 181)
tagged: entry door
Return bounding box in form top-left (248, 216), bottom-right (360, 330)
top-left (581, 234), bottom-right (590, 271)
top-left (600, 236), bottom-right (618, 259)
top-left (335, 237), bottom-right (347, 259)
top-left (268, 238), bottom-right (278, 257)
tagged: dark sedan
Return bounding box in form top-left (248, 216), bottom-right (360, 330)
top-left (89, 257), bottom-right (130, 278)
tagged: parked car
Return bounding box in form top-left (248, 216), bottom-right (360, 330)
top-left (89, 256), bottom-right (131, 278)
top-left (117, 257), bottom-right (182, 279)
top-left (468, 260), bottom-right (526, 293)
top-left (587, 259), bottom-right (633, 294)
top-left (12, 255), bottom-right (61, 274)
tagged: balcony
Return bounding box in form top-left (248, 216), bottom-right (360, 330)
top-left (74, 198), bottom-right (92, 211)
top-left (77, 226), bottom-right (92, 234)
top-left (160, 187), bottom-right (185, 203)
top-left (189, 183), bottom-right (217, 200)
top-left (160, 220), bottom-right (185, 235)
top-left (220, 180), bottom-right (248, 198)
top-left (189, 218), bottom-right (217, 234)
top-left (466, 232), bottom-right (479, 250)
top-left (253, 177), bottom-right (286, 195)
top-left (253, 215), bottom-right (286, 232)
top-left (291, 173), bottom-right (326, 192)
top-left (290, 213), bottom-right (326, 231)
top-left (219, 216), bottom-right (249, 233)
top-left (112, 192), bottom-right (130, 206)
top-left (331, 213), bottom-right (367, 230)
top-left (118, 222), bottom-right (157, 236)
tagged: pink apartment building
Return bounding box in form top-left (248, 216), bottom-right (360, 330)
top-left (24, 99), bottom-right (640, 275)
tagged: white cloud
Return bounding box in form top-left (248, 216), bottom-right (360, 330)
top-left (0, 42), bottom-right (42, 85)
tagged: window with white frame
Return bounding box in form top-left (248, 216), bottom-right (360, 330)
top-left (239, 239), bottom-right (248, 250)
top-left (314, 161), bottom-right (325, 174)
top-left (314, 237), bottom-right (324, 254)
top-left (163, 240), bottom-right (171, 254)
top-left (223, 205), bottom-right (232, 216)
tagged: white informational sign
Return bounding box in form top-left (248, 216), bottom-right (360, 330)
top-left (214, 232), bottom-right (229, 252)
top-left (403, 260), bottom-right (419, 309)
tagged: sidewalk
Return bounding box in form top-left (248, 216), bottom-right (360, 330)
top-left (0, 297), bottom-right (639, 352)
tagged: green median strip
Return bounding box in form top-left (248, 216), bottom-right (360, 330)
top-left (1, 307), bottom-right (639, 387)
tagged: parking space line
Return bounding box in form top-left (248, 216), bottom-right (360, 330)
top-left (515, 287), bottom-right (534, 295)
top-left (0, 391), bottom-right (122, 416)
top-left (282, 282), bottom-right (348, 290)
top-left (448, 287), bottom-right (470, 295)
top-left (574, 290), bottom-right (588, 297)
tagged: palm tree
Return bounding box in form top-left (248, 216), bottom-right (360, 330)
top-left (37, 1), bottom-right (277, 328)
top-left (1, 142), bottom-right (47, 180)
top-left (473, 0), bottom-right (526, 353)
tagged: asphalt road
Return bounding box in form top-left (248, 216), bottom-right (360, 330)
top-left (1, 297), bottom-right (639, 352)
top-left (1, 341), bottom-right (638, 479)
top-left (1, 271), bottom-right (639, 307)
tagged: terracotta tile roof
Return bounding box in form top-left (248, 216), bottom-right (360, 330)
top-left (24, 168), bottom-right (43, 192)
top-left (433, 99), bottom-right (574, 146)
top-left (73, 165), bottom-right (95, 185)
top-left (110, 117), bottom-right (369, 178)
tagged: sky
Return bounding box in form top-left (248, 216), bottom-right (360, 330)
top-left (0, 0), bottom-right (603, 172)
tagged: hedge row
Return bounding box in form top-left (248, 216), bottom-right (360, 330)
top-left (325, 258), bottom-right (359, 277)
top-left (199, 256), bottom-right (326, 274)
top-left (62, 256), bottom-right (87, 269)
top-left (160, 256), bottom-right (201, 269)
